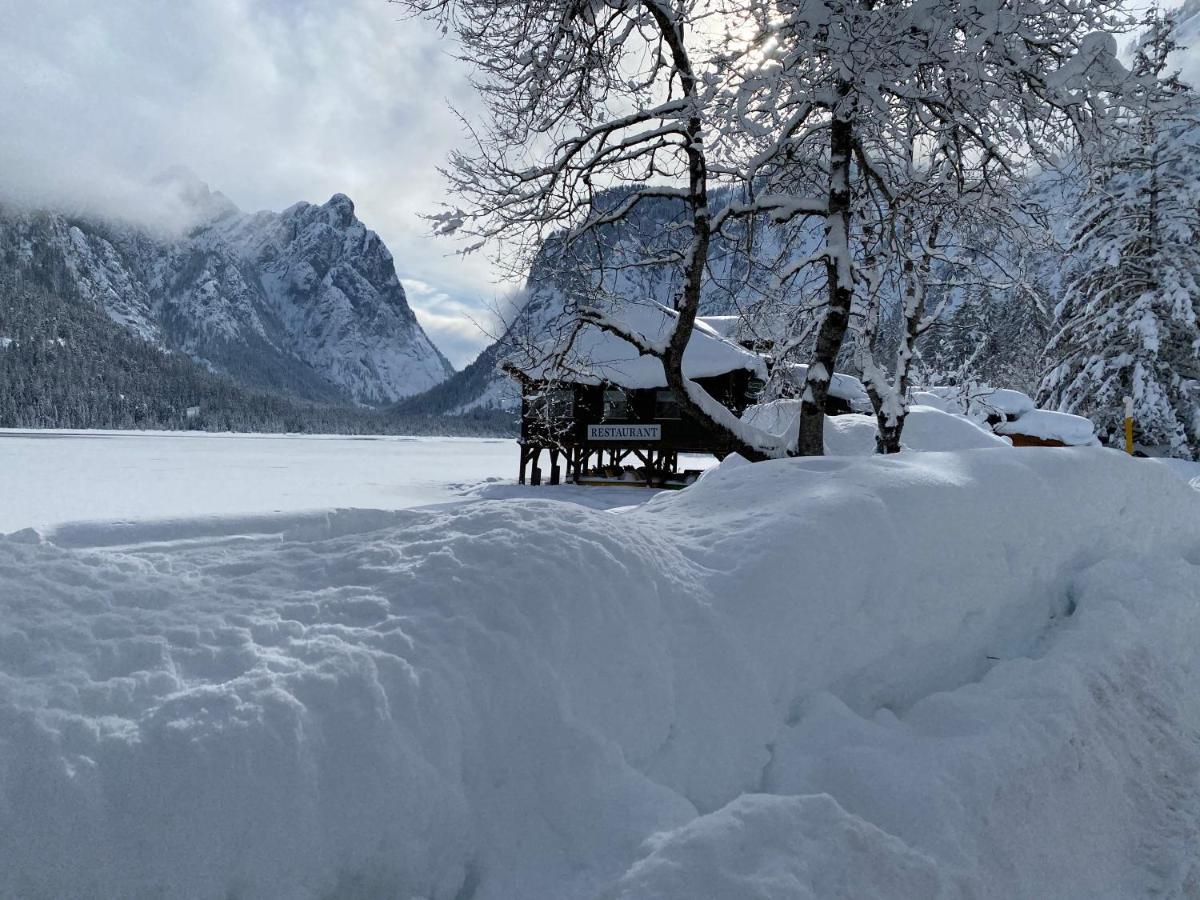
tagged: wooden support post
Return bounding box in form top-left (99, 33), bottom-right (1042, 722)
top-left (518, 446), bottom-right (527, 485)
top-left (549, 449), bottom-right (561, 486)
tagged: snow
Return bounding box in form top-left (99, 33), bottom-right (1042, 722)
top-left (913, 385), bottom-right (1038, 421)
top-left (599, 794), bottom-right (942, 899)
top-left (995, 409), bottom-right (1099, 446)
top-left (516, 303), bottom-right (767, 389)
top-left (3, 440), bottom-right (1200, 898)
top-left (782, 364), bottom-right (872, 410)
top-left (741, 403), bottom-right (1011, 453)
top-left (823, 407), bottom-right (1012, 453)
top-left (695, 315), bottom-right (741, 339)
top-left (972, 387), bottom-right (1037, 419)
top-left (910, 388), bottom-right (959, 413)
top-left (1150, 456), bottom-right (1200, 491)
top-left (0, 430), bottom-right (517, 536)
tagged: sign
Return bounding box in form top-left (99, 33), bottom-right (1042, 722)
top-left (587, 424), bottom-right (661, 441)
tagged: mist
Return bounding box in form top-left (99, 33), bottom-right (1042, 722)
top-left (0, 0), bottom-right (500, 366)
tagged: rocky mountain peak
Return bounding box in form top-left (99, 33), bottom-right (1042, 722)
top-left (322, 193), bottom-right (356, 227)
top-left (0, 177), bottom-right (455, 406)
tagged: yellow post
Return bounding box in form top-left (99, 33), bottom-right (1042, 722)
top-left (1123, 396), bottom-right (1134, 455)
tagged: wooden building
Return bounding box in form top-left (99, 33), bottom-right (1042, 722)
top-left (512, 308), bottom-right (769, 487)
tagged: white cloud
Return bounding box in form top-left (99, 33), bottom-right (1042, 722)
top-left (401, 277), bottom-right (507, 368)
top-left (0, 0), bottom-right (505, 359)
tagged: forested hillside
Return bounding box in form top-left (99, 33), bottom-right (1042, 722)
top-left (0, 276), bottom-right (512, 435)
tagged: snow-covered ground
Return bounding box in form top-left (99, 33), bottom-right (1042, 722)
top-left (2, 425), bottom-right (1200, 899)
top-left (0, 430), bottom-right (723, 540)
top-left (0, 430), bottom-right (520, 536)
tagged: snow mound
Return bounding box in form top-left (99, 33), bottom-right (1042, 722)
top-left (996, 408), bottom-right (1099, 446)
top-left (1151, 456), bottom-right (1200, 491)
top-left (823, 407), bottom-right (1011, 454)
top-left (598, 794), bottom-right (944, 900)
top-left (973, 387), bottom-right (1037, 419)
top-left (742, 403), bottom-right (1009, 454)
top-left (2, 450), bottom-right (1199, 898)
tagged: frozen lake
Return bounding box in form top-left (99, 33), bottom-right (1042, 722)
top-left (0, 430), bottom-right (519, 534)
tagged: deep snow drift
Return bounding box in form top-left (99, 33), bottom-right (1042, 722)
top-left (2, 445), bottom-right (1199, 899)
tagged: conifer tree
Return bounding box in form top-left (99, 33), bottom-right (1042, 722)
top-left (1042, 13), bottom-right (1200, 458)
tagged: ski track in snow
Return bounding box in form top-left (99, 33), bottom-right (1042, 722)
top-left (1, 437), bottom-right (1200, 899)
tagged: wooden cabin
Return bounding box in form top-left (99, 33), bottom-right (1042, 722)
top-left (512, 308), bottom-right (769, 487)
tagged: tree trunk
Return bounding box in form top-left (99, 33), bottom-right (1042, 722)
top-left (868, 221), bottom-right (939, 454)
top-left (649, 4), bottom-right (772, 463)
top-left (795, 91), bottom-right (854, 456)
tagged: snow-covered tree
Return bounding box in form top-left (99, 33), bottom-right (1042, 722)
top-left (719, 0), bottom-right (1132, 454)
top-left (401, 0), bottom-right (795, 461)
top-left (1041, 13), bottom-right (1200, 459)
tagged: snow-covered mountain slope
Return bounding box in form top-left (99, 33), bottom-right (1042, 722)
top-left (1, 447), bottom-right (1198, 898)
top-left (408, 177), bottom-right (1044, 416)
top-left (0, 175), bottom-right (453, 404)
top-left (407, 189), bottom-right (801, 415)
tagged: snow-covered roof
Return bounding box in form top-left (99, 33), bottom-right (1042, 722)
top-left (515, 304), bottom-right (767, 389)
top-left (995, 409), bottom-right (1098, 446)
top-left (695, 316), bottom-right (740, 340)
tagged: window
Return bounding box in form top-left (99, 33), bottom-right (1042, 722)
top-left (654, 390), bottom-right (681, 420)
top-left (602, 389), bottom-right (630, 421)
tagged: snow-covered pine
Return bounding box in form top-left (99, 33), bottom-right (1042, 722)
top-left (1041, 12), bottom-right (1200, 460)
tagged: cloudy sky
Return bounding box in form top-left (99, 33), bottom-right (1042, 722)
top-left (2, 1), bottom-right (1198, 366)
top-left (0, 0), bottom-right (501, 367)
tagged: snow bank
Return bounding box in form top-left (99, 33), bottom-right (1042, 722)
top-left (822, 407), bottom-right (1011, 454)
top-left (972, 387), bottom-right (1036, 419)
top-left (1151, 456), bottom-right (1200, 491)
top-left (742, 403), bottom-right (1010, 454)
top-left (914, 385), bottom-right (1038, 420)
top-left (2, 451), bottom-right (1199, 898)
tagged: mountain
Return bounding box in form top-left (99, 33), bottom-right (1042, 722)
top-left (0, 274), bottom-right (510, 436)
top-left (400, 169), bottom-right (1072, 417)
top-left (0, 172), bottom-right (453, 405)
top-left (398, 189), bottom-right (796, 416)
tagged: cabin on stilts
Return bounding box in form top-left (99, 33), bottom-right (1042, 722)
top-left (509, 307), bottom-right (771, 488)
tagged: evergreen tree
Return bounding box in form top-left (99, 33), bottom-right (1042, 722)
top-left (1041, 13), bottom-right (1200, 458)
